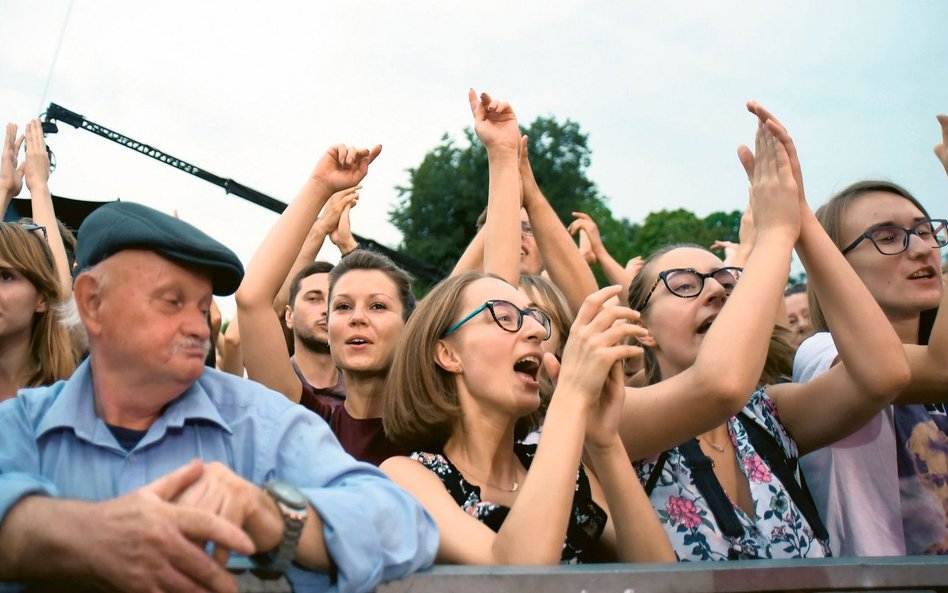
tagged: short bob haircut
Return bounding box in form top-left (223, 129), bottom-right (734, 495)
top-left (0, 223), bottom-right (77, 387)
top-left (328, 249), bottom-right (416, 321)
top-left (384, 271), bottom-right (539, 451)
top-left (812, 180), bottom-right (938, 345)
top-left (627, 243), bottom-right (793, 387)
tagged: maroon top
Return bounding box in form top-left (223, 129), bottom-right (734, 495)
top-left (293, 359), bottom-right (346, 413)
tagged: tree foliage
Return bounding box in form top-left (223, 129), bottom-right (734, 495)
top-left (390, 116), bottom-right (743, 290)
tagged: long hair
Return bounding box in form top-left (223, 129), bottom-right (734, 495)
top-left (383, 271), bottom-right (536, 451)
top-left (811, 180), bottom-right (938, 345)
top-left (627, 243), bottom-right (792, 387)
top-left (0, 223), bottom-right (77, 387)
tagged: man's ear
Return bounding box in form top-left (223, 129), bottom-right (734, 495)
top-left (284, 304), bottom-right (294, 329)
top-left (73, 273), bottom-right (104, 337)
top-left (435, 339), bottom-right (462, 374)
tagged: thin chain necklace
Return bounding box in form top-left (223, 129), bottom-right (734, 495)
top-left (447, 454), bottom-right (520, 493)
top-left (697, 436), bottom-right (727, 453)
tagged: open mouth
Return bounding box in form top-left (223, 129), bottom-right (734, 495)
top-left (696, 315), bottom-right (716, 335)
top-left (909, 267), bottom-right (936, 280)
top-left (346, 337), bottom-right (372, 346)
top-left (513, 354), bottom-right (542, 382)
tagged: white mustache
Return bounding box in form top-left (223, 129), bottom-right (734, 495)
top-left (171, 338), bottom-right (211, 356)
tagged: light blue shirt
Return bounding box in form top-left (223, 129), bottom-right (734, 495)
top-left (0, 360), bottom-right (437, 593)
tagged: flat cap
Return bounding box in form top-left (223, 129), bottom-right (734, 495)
top-left (74, 201), bottom-right (244, 296)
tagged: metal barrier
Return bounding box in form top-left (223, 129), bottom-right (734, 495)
top-left (376, 557), bottom-right (948, 593)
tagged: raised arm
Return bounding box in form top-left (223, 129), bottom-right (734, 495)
top-left (0, 123), bottom-right (24, 214)
top-left (521, 137), bottom-right (599, 312)
top-left (236, 146), bottom-right (379, 402)
top-left (22, 120), bottom-right (72, 298)
top-left (271, 186), bottom-right (360, 318)
top-left (746, 103), bottom-right (910, 453)
top-left (469, 90), bottom-right (522, 285)
top-left (569, 211), bottom-right (631, 298)
top-left (619, 123), bottom-right (802, 461)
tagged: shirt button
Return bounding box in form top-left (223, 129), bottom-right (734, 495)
top-left (128, 454), bottom-right (137, 462)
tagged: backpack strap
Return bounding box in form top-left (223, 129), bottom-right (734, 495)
top-left (644, 451), bottom-right (669, 496)
top-left (679, 439), bottom-right (745, 538)
top-left (735, 412), bottom-right (829, 542)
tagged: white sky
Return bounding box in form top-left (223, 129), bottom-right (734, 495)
top-left (2, 1), bottom-right (947, 318)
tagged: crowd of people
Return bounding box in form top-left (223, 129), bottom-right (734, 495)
top-left (0, 93), bottom-right (945, 592)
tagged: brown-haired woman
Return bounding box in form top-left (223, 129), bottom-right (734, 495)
top-left (382, 271), bottom-right (673, 564)
top-left (0, 223), bottom-right (76, 398)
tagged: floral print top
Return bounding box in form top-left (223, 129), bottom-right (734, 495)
top-left (635, 387), bottom-right (832, 561)
top-left (410, 442), bottom-right (607, 564)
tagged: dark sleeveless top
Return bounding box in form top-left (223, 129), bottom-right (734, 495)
top-left (410, 442), bottom-right (607, 563)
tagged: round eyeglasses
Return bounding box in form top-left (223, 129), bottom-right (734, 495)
top-left (443, 299), bottom-right (552, 341)
top-left (639, 267), bottom-right (743, 310)
top-left (841, 219), bottom-right (948, 256)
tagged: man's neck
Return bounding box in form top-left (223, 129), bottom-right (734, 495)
top-left (89, 356), bottom-right (184, 430)
top-left (293, 347), bottom-right (339, 389)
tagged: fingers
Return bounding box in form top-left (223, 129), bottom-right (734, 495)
top-left (176, 505), bottom-right (255, 556)
top-left (572, 285), bottom-right (623, 326)
top-left (542, 352), bottom-right (561, 386)
top-left (737, 144), bottom-right (754, 181)
top-left (148, 459), bottom-right (204, 500)
top-left (164, 533), bottom-right (240, 593)
top-left (3, 123), bottom-right (15, 149)
top-left (468, 88), bottom-right (481, 118)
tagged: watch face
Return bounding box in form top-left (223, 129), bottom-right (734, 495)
top-left (268, 480), bottom-right (308, 509)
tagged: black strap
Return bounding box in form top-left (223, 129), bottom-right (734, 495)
top-left (735, 413), bottom-right (829, 542)
top-left (679, 439), bottom-right (746, 538)
top-left (644, 451), bottom-right (669, 496)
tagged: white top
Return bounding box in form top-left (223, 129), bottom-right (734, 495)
top-left (793, 332), bottom-right (906, 557)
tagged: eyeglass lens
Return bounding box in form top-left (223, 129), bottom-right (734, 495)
top-left (869, 220), bottom-right (948, 254)
top-left (665, 268), bottom-right (741, 297)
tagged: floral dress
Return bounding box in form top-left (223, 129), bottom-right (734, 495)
top-left (635, 387), bottom-right (831, 561)
top-left (410, 442), bottom-right (607, 563)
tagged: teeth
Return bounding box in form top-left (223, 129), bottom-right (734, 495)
top-left (911, 270), bottom-right (932, 278)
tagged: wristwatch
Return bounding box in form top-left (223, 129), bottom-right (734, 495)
top-left (252, 479), bottom-right (308, 574)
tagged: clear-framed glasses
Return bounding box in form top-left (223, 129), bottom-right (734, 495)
top-left (841, 219), bottom-right (948, 256)
top-left (443, 299), bottom-right (552, 341)
top-left (640, 267), bottom-right (743, 310)
top-left (520, 221), bottom-right (534, 236)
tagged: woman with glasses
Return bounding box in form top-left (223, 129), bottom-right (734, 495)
top-left (793, 115), bottom-right (948, 556)
top-left (619, 107), bottom-right (910, 561)
top-left (381, 271), bottom-right (673, 564)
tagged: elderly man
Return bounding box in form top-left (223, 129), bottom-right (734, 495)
top-left (0, 145), bottom-right (437, 592)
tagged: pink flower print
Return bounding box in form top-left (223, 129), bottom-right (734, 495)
top-left (666, 496), bottom-right (702, 530)
top-left (743, 454), bottom-right (772, 482)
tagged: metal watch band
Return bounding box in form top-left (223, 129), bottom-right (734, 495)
top-left (253, 480), bottom-right (307, 574)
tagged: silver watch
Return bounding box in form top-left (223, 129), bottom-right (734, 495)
top-left (252, 479), bottom-right (308, 574)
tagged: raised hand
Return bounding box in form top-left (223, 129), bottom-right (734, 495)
top-left (315, 185), bottom-right (360, 236)
top-left (23, 119), bottom-right (50, 191)
top-left (310, 145), bottom-right (381, 195)
top-left (172, 461), bottom-right (286, 567)
top-left (568, 212), bottom-right (605, 264)
top-left (624, 256), bottom-right (644, 280)
top-left (935, 114), bottom-right (948, 177)
top-left (746, 101), bottom-right (805, 203)
top-left (330, 202), bottom-right (357, 253)
top-left (1, 123), bottom-right (25, 200)
top-left (89, 460), bottom-right (253, 593)
top-left (747, 123), bottom-right (801, 242)
top-left (556, 286), bottom-right (642, 406)
top-left (468, 89), bottom-right (520, 153)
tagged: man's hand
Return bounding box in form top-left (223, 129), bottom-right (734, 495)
top-left (173, 462), bottom-right (286, 567)
top-left (315, 185), bottom-right (359, 238)
top-left (310, 145), bottom-right (381, 195)
top-left (1, 123), bottom-right (25, 200)
top-left (88, 460), bottom-right (255, 593)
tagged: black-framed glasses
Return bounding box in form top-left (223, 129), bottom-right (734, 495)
top-left (640, 267), bottom-right (743, 310)
top-left (841, 219), bottom-right (948, 256)
top-left (9, 222), bottom-right (48, 240)
top-left (443, 299), bottom-right (552, 341)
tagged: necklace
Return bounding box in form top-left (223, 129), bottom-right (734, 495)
top-left (697, 436), bottom-right (726, 453)
top-left (447, 455), bottom-right (520, 493)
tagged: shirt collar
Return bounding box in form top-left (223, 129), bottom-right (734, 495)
top-left (36, 359), bottom-right (232, 446)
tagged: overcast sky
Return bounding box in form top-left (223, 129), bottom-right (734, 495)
top-left (2, 1), bottom-right (947, 318)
